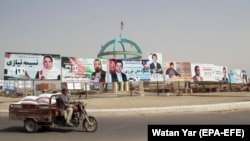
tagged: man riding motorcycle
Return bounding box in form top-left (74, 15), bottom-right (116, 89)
top-left (57, 88), bottom-right (74, 127)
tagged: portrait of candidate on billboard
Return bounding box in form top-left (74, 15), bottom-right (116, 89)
top-left (165, 62), bottom-right (181, 78)
top-left (4, 52), bottom-right (61, 80)
top-left (148, 52), bottom-right (163, 74)
top-left (110, 59), bottom-right (128, 82)
top-left (91, 59), bottom-right (107, 83)
top-left (35, 54), bottom-right (61, 80)
top-left (91, 59), bottom-right (107, 89)
top-left (140, 59), bottom-right (150, 81)
top-left (192, 65), bottom-right (203, 82)
top-left (148, 52), bottom-right (164, 81)
top-left (241, 69), bottom-right (248, 84)
top-left (221, 67), bottom-right (229, 82)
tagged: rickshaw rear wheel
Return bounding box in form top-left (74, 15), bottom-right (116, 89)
top-left (24, 119), bottom-right (39, 133)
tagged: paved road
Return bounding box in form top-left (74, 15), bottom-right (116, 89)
top-left (1, 109), bottom-right (250, 141)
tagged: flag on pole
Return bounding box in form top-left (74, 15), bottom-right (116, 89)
top-left (121, 21), bottom-right (124, 30)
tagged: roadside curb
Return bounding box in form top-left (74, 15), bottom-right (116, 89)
top-left (2, 102), bottom-right (250, 115)
top-left (87, 101), bottom-right (250, 116)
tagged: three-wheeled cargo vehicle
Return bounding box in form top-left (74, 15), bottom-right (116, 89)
top-left (9, 94), bottom-right (98, 133)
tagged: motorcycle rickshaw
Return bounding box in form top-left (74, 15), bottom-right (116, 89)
top-left (9, 94), bottom-right (98, 133)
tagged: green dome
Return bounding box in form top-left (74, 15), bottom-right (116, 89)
top-left (98, 37), bottom-right (142, 59)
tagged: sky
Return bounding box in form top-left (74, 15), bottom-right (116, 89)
top-left (0, 0), bottom-right (249, 79)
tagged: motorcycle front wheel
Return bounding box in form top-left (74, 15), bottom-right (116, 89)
top-left (82, 116), bottom-right (98, 132)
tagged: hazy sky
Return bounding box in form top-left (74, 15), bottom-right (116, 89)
top-left (1, 0), bottom-right (249, 79)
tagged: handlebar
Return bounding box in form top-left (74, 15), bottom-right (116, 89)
top-left (70, 100), bottom-right (86, 106)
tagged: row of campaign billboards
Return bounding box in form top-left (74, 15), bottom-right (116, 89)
top-left (4, 52), bottom-right (249, 84)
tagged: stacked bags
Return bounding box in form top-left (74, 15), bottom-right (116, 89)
top-left (37, 94), bottom-right (56, 105)
top-left (15, 96), bottom-right (38, 105)
top-left (15, 93), bottom-right (58, 105)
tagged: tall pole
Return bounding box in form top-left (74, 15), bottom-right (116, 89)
top-left (120, 21), bottom-right (124, 38)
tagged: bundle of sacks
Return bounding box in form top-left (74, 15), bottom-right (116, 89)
top-left (15, 93), bottom-right (58, 105)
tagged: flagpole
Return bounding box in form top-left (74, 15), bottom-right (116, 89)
top-left (120, 21), bottom-right (124, 38)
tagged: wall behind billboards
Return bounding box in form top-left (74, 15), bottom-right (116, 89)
top-left (4, 52), bottom-right (61, 80)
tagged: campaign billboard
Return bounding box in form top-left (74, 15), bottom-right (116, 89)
top-left (61, 57), bottom-right (108, 82)
top-left (213, 65), bottom-right (229, 82)
top-left (108, 59), bottom-right (151, 82)
top-left (163, 61), bottom-right (192, 81)
top-left (4, 52), bottom-right (61, 80)
top-left (148, 52), bottom-right (164, 81)
top-left (190, 63), bottom-right (215, 82)
top-left (229, 69), bottom-right (249, 84)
